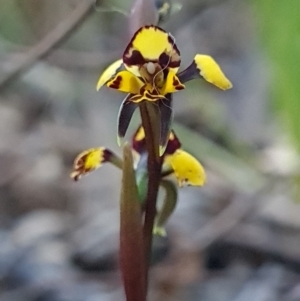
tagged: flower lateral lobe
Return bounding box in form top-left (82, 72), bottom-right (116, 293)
top-left (160, 69), bottom-right (185, 95)
top-left (70, 148), bottom-right (112, 181)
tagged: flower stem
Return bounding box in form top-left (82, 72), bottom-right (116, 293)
top-left (139, 102), bottom-right (162, 284)
top-left (109, 152), bottom-right (123, 169)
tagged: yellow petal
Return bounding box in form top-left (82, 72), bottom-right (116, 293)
top-left (106, 70), bottom-right (144, 94)
top-left (123, 25), bottom-right (181, 76)
top-left (130, 26), bottom-right (175, 60)
top-left (70, 147), bottom-right (107, 181)
top-left (164, 149), bottom-right (206, 187)
top-left (96, 59), bottom-right (123, 91)
top-left (194, 54), bottom-right (232, 90)
top-left (160, 69), bottom-right (185, 95)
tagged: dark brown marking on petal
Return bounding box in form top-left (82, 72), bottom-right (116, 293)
top-left (144, 91), bottom-right (162, 101)
top-left (167, 34), bottom-right (175, 45)
top-left (71, 173), bottom-right (80, 181)
top-left (159, 52), bottom-right (170, 68)
top-left (123, 50), bottom-right (145, 66)
top-left (167, 35), bottom-right (181, 57)
top-left (108, 75), bottom-right (122, 89)
top-left (172, 77), bottom-right (185, 90)
top-left (132, 125), bottom-right (146, 154)
top-left (123, 26), bottom-right (157, 65)
top-left (74, 154), bottom-right (87, 169)
top-left (140, 85), bottom-right (146, 94)
top-left (165, 130), bottom-right (181, 155)
top-left (103, 149), bottom-right (113, 162)
top-left (167, 59), bottom-right (180, 68)
top-left (173, 78), bottom-right (179, 86)
top-left (71, 154), bottom-right (88, 181)
top-left (123, 30), bottom-right (140, 60)
top-left (151, 88), bottom-right (159, 95)
top-left (165, 33), bottom-right (181, 69)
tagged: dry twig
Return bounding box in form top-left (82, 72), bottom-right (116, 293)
top-left (0, 0), bottom-right (95, 90)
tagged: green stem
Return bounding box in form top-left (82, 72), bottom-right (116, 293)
top-left (139, 102), bottom-right (162, 284)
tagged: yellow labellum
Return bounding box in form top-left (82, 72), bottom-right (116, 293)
top-left (194, 54), bottom-right (232, 90)
top-left (129, 90), bottom-right (164, 103)
top-left (165, 149), bottom-right (206, 187)
top-left (96, 59), bottom-right (123, 91)
top-left (160, 69), bottom-right (185, 95)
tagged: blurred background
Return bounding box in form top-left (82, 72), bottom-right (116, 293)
top-left (0, 0), bottom-right (300, 300)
